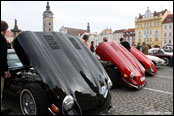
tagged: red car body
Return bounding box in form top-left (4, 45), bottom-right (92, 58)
top-left (95, 42), bottom-right (146, 89)
top-left (130, 46), bottom-right (157, 75)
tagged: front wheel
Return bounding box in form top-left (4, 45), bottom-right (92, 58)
top-left (20, 83), bottom-right (48, 115)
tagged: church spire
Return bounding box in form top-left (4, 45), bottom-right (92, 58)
top-left (87, 22), bottom-right (90, 33)
top-left (46, 2), bottom-right (50, 10)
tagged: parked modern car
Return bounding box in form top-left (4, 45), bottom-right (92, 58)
top-left (4, 31), bottom-right (113, 115)
top-left (130, 46), bottom-right (157, 75)
top-left (95, 42), bottom-right (146, 90)
top-left (146, 55), bottom-right (165, 66)
top-left (148, 48), bottom-right (173, 66)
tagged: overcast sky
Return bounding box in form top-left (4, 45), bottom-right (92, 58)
top-left (1, 1), bottom-right (173, 33)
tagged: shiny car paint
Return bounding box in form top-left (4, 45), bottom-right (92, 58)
top-left (95, 42), bottom-right (146, 89)
top-left (10, 31), bottom-right (112, 115)
top-left (130, 46), bottom-right (157, 75)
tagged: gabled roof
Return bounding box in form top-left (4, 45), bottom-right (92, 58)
top-left (162, 14), bottom-right (173, 24)
top-left (137, 9), bottom-right (168, 19)
top-left (123, 28), bottom-right (135, 33)
top-left (113, 29), bottom-right (126, 33)
top-left (62, 27), bottom-right (87, 36)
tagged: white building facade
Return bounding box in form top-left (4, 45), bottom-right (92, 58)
top-left (162, 14), bottom-right (173, 49)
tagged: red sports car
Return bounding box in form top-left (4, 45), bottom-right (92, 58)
top-left (130, 46), bottom-right (157, 75)
top-left (95, 42), bottom-right (146, 89)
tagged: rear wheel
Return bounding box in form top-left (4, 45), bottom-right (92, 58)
top-left (20, 83), bottom-right (49, 115)
top-left (162, 57), bottom-right (169, 66)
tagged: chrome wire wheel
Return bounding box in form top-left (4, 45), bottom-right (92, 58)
top-left (20, 89), bottom-right (37, 115)
top-left (162, 57), bottom-right (169, 66)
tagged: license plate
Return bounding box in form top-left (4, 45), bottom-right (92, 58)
top-left (140, 77), bottom-right (145, 82)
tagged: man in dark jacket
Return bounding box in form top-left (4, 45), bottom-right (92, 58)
top-left (1, 20), bottom-right (11, 113)
top-left (120, 38), bottom-right (131, 51)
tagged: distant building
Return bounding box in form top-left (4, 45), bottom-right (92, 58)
top-left (162, 14), bottom-right (173, 49)
top-left (113, 29), bottom-right (125, 43)
top-left (123, 28), bottom-right (135, 46)
top-left (92, 28), bottom-right (113, 46)
top-left (59, 26), bottom-right (87, 37)
top-left (135, 7), bottom-right (171, 47)
top-left (43, 2), bottom-right (54, 32)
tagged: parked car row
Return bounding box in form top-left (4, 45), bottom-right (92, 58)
top-left (148, 48), bottom-right (173, 66)
top-left (4, 31), bottom-right (164, 115)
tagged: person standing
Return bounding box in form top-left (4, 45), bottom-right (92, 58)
top-left (103, 37), bottom-right (108, 42)
top-left (136, 42), bottom-right (141, 51)
top-left (1, 20), bottom-right (11, 113)
top-left (120, 38), bottom-right (131, 51)
top-left (142, 42), bottom-right (149, 55)
top-left (82, 34), bottom-right (89, 46)
top-left (90, 41), bottom-right (94, 52)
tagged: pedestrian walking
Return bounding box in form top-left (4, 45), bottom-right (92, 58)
top-left (142, 42), bottom-right (149, 55)
top-left (120, 38), bottom-right (131, 51)
top-left (90, 41), bottom-right (94, 52)
top-left (136, 42), bottom-right (141, 51)
top-left (82, 34), bottom-right (89, 46)
top-left (1, 20), bottom-right (11, 114)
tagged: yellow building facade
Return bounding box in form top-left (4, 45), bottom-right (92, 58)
top-left (135, 7), bottom-right (170, 47)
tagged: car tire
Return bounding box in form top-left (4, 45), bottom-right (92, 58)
top-left (105, 67), bottom-right (121, 87)
top-left (20, 83), bottom-right (48, 115)
top-left (162, 57), bottom-right (169, 66)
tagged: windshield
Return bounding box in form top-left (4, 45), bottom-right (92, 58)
top-left (8, 53), bottom-right (23, 68)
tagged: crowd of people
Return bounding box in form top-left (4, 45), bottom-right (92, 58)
top-left (82, 34), bottom-right (150, 56)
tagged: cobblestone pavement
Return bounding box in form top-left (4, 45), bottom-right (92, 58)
top-left (2, 66), bottom-right (173, 115)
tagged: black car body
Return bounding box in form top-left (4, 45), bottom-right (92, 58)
top-left (5, 31), bottom-right (112, 115)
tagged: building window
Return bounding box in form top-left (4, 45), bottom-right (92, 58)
top-left (164, 40), bottom-right (166, 44)
top-left (154, 29), bottom-right (159, 36)
top-left (150, 23), bottom-right (152, 27)
top-left (154, 22), bottom-right (156, 26)
top-left (169, 32), bottom-right (171, 37)
top-left (165, 25), bottom-right (167, 29)
top-left (150, 37), bottom-right (152, 42)
top-left (157, 21), bottom-right (160, 26)
top-left (164, 33), bottom-right (167, 37)
top-left (144, 38), bottom-right (146, 42)
top-left (138, 31), bottom-right (142, 37)
top-left (49, 28), bottom-right (51, 31)
top-left (169, 25), bottom-right (172, 29)
top-left (169, 40), bottom-right (171, 43)
top-left (150, 30), bottom-right (152, 36)
top-left (147, 23), bottom-right (149, 27)
top-left (144, 23), bottom-right (146, 28)
top-left (147, 38), bottom-right (149, 42)
top-left (49, 22), bottom-right (51, 25)
top-left (155, 37), bottom-right (158, 41)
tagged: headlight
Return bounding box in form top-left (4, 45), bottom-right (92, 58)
top-left (150, 65), bottom-right (154, 72)
top-left (63, 95), bottom-right (74, 111)
top-left (130, 72), bottom-right (135, 79)
top-left (107, 77), bottom-right (113, 89)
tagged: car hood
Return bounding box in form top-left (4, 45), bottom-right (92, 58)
top-left (130, 46), bottom-right (157, 73)
top-left (95, 42), bottom-right (144, 76)
top-left (13, 31), bottom-right (110, 108)
top-left (146, 55), bottom-right (164, 62)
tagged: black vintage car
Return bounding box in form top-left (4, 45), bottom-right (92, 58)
top-left (4, 31), bottom-right (113, 115)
